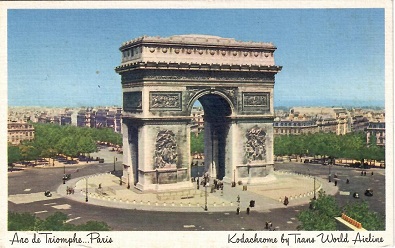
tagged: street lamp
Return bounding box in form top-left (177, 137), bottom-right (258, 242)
top-left (127, 172), bottom-right (130, 189)
top-left (313, 176), bottom-right (316, 200)
top-left (63, 165), bottom-right (66, 184)
top-left (211, 128), bottom-right (214, 177)
top-left (233, 169), bottom-right (236, 187)
top-left (204, 174), bottom-right (208, 211)
top-left (197, 171), bottom-right (200, 190)
top-left (113, 156), bottom-right (116, 172)
top-left (236, 195), bottom-right (240, 214)
top-left (85, 177), bottom-right (88, 202)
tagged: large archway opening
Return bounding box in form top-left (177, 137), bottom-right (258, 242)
top-left (190, 93), bottom-right (232, 180)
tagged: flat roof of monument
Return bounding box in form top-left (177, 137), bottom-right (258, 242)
top-left (120, 34), bottom-right (276, 50)
top-left (174, 34), bottom-right (223, 39)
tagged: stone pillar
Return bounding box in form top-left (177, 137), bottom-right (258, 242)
top-left (232, 121), bottom-right (275, 185)
top-left (135, 122), bottom-right (193, 191)
top-left (204, 122), bottom-right (218, 178)
top-left (122, 123), bottom-right (132, 185)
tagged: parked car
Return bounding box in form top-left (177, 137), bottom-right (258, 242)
top-left (62, 174), bottom-right (71, 180)
top-left (364, 189), bottom-right (373, 197)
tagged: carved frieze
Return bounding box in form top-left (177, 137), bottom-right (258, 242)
top-left (154, 130), bottom-right (178, 168)
top-left (150, 92), bottom-right (182, 111)
top-left (123, 92), bottom-right (142, 111)
top-left (242, 92), bottom-right (270, 112)
top-left (185, 87), bottom-right (205, 102)
top-left (245, 127), bottom-right (266, 162)
top-left (119, 68), bottom-right (275, 83)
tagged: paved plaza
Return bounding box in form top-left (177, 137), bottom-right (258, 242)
top-left (10, 147), bottom-right (338, 212)
top-left (9, 146), bottom-right (385, 231)
top-left (54, 148), bottom-right (338, 212)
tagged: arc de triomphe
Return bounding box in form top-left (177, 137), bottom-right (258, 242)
top-left (115, 35), bottom-right (282, 192)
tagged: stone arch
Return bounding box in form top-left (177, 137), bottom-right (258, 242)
top-left (188, 91), bottom-right (234, 180)
top-left (116, 34), bottom-right (281, 191)
top-left (186, 89), bottom-right (235, 116)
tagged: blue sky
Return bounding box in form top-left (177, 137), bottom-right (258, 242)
top-left (7, 9), bottom-right (385, 107)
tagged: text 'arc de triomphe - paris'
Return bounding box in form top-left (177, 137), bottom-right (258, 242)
top-left (115, 35), bottom-right (282, 192)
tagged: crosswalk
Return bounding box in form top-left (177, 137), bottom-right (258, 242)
top-left (65, 217), bottom-right (81, 223)
top-left (34, 210), bottom-right (48, 214)
top-left (9, 192), bottom-right (80, 222)
top-left (9, 192), bottom-right (61, 204)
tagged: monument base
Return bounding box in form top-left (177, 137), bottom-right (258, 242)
top-left (135, 181), bottom-right (194, 192)
top-left (241, 173), bottom-right (277, 185)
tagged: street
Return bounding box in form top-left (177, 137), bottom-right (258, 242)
top-left (8, 161), bottom-right (386, 231)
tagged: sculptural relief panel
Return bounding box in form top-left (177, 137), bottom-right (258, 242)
top-left (242, 92), bottom-right (270, 113)
top-left (245, 127), bottom-right (267, 163)
top-left (149, 92), bottom-right (182, 111)
top-left (153, 130), bottom-right (178, 169)
top-left (123, 92), bottom-right (142, 111)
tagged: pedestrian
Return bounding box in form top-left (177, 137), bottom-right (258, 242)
top-left (364, 171), bottom-right (367, 176)
top-left (334, 181), bottom-right (337, 186)
top-left (346, 178), bottom-right (349, 184)
top-left (246, 207), bottom-right (250, 215)
top-left (236, 207), bottom-right (240, 215)
top-left (361, 171), bottom-right (363, 176)
top-left (269, 221), bottom-right (273, 230)
top-left (371, 171), bottom-right (374, 176)
top-left (284, 196), bottom-right (289, 206)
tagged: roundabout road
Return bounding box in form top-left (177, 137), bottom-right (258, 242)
top-left (8, 161), bottom-right (386, 231)
top-left (275, 162), bottom-right (386, 218)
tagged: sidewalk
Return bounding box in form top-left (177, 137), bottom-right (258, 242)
top-left (13, 146), bottom-right (124, 170)
top-left (57, 170), bottom-right (339, 213)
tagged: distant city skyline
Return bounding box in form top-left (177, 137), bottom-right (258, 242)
top-left (7, 9), bottom-right (385, 108)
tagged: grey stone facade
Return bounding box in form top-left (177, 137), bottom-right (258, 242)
top-left (115, 35), bottom-right (282, 191)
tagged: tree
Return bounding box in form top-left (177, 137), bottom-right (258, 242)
top-left (8, 211), bottom-right (112, 231)
top-left (77, 136), bottom-right (98, 156)
top-left (35, 212), bottom-right (68, 231)
top-left (190, 131), bottom-right (204, 154)
top-left (8, 144), bottom-right (22, 165)
top-left (75, 221), bottom-right (112, 231)
top-left (343, 201), bottom-right (385, 230)
top-left (297, 190), bottom-right (341, 231)
top-left (274, 132), bottom-right (385, 165)
top-left (8, 212), bottom-right (37, 231)
top-left (297, 191), bottom-right (384, 231)
top-left (19, 143), bottom-right (40, 164)
top-left (56, 137), bottom-right (79, 158)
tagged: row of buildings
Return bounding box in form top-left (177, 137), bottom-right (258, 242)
top-left (8, 106), bottom-right (122, 145)
top-left (273, 107), bottom-right (385, 146)
top-left (190, 106), bottom-right (386, 146)
top-left (8, 106), bottom-right (385, 146)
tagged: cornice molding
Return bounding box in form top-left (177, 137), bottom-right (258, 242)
top-left (115, 61), bottom-right (282, 73)
top-left (120, 35), bottom-right (276, 51)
